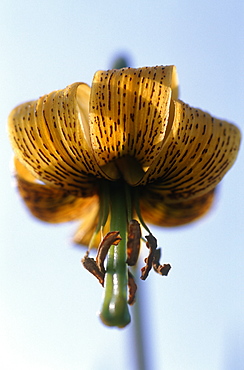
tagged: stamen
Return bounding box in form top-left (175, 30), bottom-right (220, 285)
top-left (127, 270), bottom-right (137, 305)
top-left (82, 251), bottom-right (105, 286)
top-left (96, 231), bottom-right (121, 273)
top-left (141, 234), bottom-right (171, 280)
top-left (141, 234), bottom-right (157, 280)
top-left (133, 189), bottom-right (151, 234)
top-left (153, 249), bottom-right (171, 276)
top-left (126, 220), bottom-right (141, 266)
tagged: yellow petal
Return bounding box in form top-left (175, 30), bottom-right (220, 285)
top-left (14, 158), bottom-right (98, 223)
top-left (140, 186), bottom-right (215, 227)
top-left (73, 214), bottom-right (98, 247)
top-left (8, 83), bottom-right (103, 197)
top-left (140, 100), bottom-right (241, 200)
top-left (89, 65), bottom-right (178, 183)
top-left (73, 211), bottom-right (111, 248)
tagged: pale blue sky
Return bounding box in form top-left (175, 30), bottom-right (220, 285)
top-left (0, 1), bottom-right (243, 369)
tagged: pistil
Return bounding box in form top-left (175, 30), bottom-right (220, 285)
top-left (99, 182), bottom-right (131, 327)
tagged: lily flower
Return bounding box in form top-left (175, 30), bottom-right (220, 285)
top-left (8, 65), bottom-right (241, 327)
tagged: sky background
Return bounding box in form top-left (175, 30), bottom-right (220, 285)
top-left (0, 1), bottom-right (244, 369)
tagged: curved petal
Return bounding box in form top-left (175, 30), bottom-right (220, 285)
top-left (89, 65), bottom-right (178, 183)
top-left (8, 83), bottom-right (103, 197)
top-left (73, 212), bottom-right (111, 248)
top-left (140, 100), bottom-right (241, 200)
top-left (14, 158), bottom-right (98, 223)
top-left (73, 214), bottom-right (98, 247)
top-left (140, 186), bottom-right (215, 227)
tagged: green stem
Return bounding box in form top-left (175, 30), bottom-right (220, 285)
top-left (131, 266), bottom-right (149, 370)
top-left (99, 183), bottom-right (131, 327)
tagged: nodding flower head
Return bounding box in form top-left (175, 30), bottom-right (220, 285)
top-left (8, 65), bottom-right (241, 327)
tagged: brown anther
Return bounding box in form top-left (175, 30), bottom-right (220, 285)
top-left (82, 251), bottom-right (105, 286)
top-left (140, 234), bottom-right (157, 280)
top-left (153, 248), bottom-right (171, 276)
top-left (96, 231), bottom-right (122, 273)
top-left (140, 234), bottom-right (171, 280)
top-left (126, 219), bottom-right (141, 266)
top-left (127, 270), bottom-right (137, 305)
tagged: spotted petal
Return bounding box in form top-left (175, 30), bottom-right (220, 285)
top-left (140, 186), bottom-right (215, 227)
top-left (8, 83), bottom-right (103, 197)
top-left (14, 157), bottom-right (98, 225)
top-left (140, 100), bottom-right (241, 201)
top-left (89, 65), bottom-right (178, 183)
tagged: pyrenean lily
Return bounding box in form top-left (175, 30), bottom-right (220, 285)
top-left (8, 65), bottom-right (240, 328)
